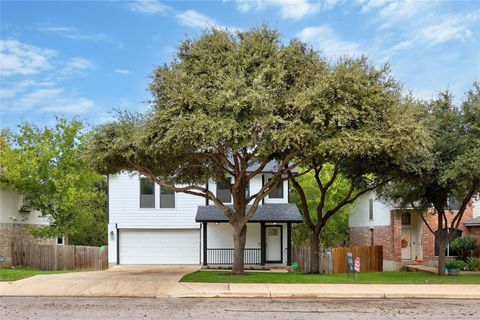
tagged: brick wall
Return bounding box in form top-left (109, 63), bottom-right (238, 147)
top-left (422, 203), bottom-right (476, 261)
top-left (0, 223), bottom-right (55, 267)
top-left (350, 203), bottom-right (479, 264)
top-left (350, 224), bottom-right (395, 260)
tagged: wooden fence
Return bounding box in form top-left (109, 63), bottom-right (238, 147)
top-left (292, 245), bottom-right (383, 273)
top-left (11, 241), bottom-right (108, 271)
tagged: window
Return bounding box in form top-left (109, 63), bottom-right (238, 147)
top-left (435, 228), bottom-right (462, 257)
top-left (447, 197), bottom-right (462, 211)
top-left (245, 180), bottom-right (250, 199)
top-left (269, 180), bottom-right (284, 199)
top-left (401, 212), bottom-right (411, 225)
top-left (216, 178), bottom-right (232, 203)
top-left (160, 187), bottom-right (175, 208)
top-left (140, 178), bottom-right (155, 208)
top-left (369, 199), bottom-right (374, 221)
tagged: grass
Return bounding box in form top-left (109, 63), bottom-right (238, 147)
top-left (0, 268), bottom-right (76, 281)
top-left (181, 270), bottom-right (480, 284)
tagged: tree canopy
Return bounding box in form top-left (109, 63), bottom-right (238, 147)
top-left (379, 83), bottom-right (480, 275)
top-left (0, 118), bottom-right (107, 245)
top-left (86, 26), bottom-right (428, 273)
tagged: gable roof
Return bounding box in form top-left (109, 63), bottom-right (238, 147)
top-left (195, 203), bottom-right (303, 223)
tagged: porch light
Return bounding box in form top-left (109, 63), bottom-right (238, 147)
top-left (110, 231), bottom-right (115, 241)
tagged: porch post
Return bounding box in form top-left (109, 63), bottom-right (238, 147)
top-left (287, 222), bottom-right (292, 266)
top-left (260, 222), bottom-right (266, 265)
top-left (202, 222), bottom-right (208, 266)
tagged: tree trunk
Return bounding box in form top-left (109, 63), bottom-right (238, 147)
top-left (231, 223), bottom-right (247, 275)
top-left (63, 232), bottom-right (69, 245)
top-left (437, 238), bottom-right (448, 276)
top-left (309, 230), bottom-right (321, 274)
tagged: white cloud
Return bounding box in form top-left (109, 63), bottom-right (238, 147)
top-left (114, 68), bottom-right (131, 75)
top-left (7, 87), bottom-right (94, 113)
top-left (0, 39), bottom-right (56, 77)
top-left (176, 10), bottom-right (240, 32)
top-left (0, 39), bottom-right (95, 115)
top-left (420, 13), bottom-right (478, 46)
top-left (38, 26), bottom-right (111, 42)
top-left (235, 0), bottom-right (328, 20)
top-left (176, 10), bottom-right (218, 29)
top-left (0, 80), bottom-right (54, 99)
top-left (129, 0), bottom-right (170, 15)
top-left (297, 25), bottom-right (360, 58)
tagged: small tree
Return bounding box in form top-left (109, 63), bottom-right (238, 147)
top-left (0, 118), bottom-right (106, 245)
top-left (379, 84), bottom-right (480, 275)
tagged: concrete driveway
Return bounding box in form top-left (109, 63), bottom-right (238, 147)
top-left (0, 265), bottom-right (200, 298)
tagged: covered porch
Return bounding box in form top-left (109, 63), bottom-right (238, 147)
top-left (195, 203), bottom-right (303, 266)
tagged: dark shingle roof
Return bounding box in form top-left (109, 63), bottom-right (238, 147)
top-left (195, 203), bottom-right (303, 222)
top-left (465, 216), bottom-right (480, 227)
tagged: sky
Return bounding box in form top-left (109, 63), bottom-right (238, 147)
top-left (1, 0), bottom-right (479, 130)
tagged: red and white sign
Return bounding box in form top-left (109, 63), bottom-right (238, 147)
top-left (354, 257), bottom-right (360, 272)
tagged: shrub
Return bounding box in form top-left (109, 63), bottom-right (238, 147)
top-left (466, 257), bottom-right (480, 271)
top-left (445, 260), bottom-right (465, 270)
top-left (450, 236), bottom-right (477, 260)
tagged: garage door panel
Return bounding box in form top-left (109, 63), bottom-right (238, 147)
top-left (119, 229), bottom-right (199, 264)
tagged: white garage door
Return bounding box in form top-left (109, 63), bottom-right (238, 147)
top-left (119, 229), bottom-right (200, 264)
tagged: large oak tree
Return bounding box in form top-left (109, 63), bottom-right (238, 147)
top-left (86, 27), bottom-right (322, 274)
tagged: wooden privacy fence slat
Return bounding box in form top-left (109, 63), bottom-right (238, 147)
top-left (11, 241), bottom-right (108, 271)
top-left (292, 245), bottom-right (383, 274)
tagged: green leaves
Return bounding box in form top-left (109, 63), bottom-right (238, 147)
top-left (1, 118), bottom-right (107, 245)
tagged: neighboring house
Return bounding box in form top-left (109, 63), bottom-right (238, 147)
top-left (107, 166), bottom-right (302, 266)
top-left (349, 191), bottom-right (480, 271)
top-left (0, 186), bottom-right (51, 267)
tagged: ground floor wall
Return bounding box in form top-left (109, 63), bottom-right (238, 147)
top-left (0, 223), bottom-right (55, 267)
top-left (350, 203), bottom-right (480, 270)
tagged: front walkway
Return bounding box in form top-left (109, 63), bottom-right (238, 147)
top-left (1, 265), bottom-right (479, 299)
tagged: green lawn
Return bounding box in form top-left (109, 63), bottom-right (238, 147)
top-left (0, 268), bottom-right (76, 281)
top-left (181, 270), bottom-right (480, 284)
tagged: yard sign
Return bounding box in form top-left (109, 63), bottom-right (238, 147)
top-left (347, 252), bottom-right (354, 278)
top-left (354, 257), bottom-right (361, 273)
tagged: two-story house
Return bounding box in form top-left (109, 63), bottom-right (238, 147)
top-left (107, 166), bottom-right (302, 266)
top-left (349, 191), bottom-right (480, 270)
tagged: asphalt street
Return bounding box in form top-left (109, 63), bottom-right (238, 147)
top-left (1, 297), bottom-right (479, 320)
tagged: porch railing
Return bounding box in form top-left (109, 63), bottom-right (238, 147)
top-left (207, 248), bottom-right (261, 265)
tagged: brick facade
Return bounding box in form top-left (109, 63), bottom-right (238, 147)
top-left (350, 202), bottom-right (480, 266)
top-left (0, 223), bottom-right (55, 267)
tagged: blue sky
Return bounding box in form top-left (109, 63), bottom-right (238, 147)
top-left (1, 0), bottom-right (479, 130)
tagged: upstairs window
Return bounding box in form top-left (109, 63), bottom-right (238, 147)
top-left (401, 212), bottom-right (411, 225)
top-left (217, 178), bottom-right (232, 203)
top-left (140, 178), bottom-right (155, 208)
top-left (447, 197), bottom-right (462, 211)
top-left (369, 199), bottom-right (374, 221)
top-left (160, 187), bottom-right (175, 208)
top-left (269, 180), bottom-right (284, 199)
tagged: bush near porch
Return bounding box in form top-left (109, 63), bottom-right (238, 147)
top-left (181, 270), bottom-right (480, 284)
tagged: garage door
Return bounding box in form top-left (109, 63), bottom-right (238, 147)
top-left (119, 229), bottom-right (200, 264)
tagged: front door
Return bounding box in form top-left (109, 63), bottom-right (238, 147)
top-left (401, 227), bottom-right (412, 260)
top-left (266, 226), bottom-right (282, 262)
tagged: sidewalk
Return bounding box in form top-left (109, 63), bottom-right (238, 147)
top-left (2, 280), bottom-right (480, 299)
top-left (177, 282), bottom-right (480, 299)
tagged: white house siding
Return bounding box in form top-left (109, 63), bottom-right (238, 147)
top-left (109, 173), bottom-right (204, 229)
top-left (205, 222), bottom-right (288, 264)
top-left (349, 191), bottom-right (392, 227)
top-left (0, 188), bottom-right (48, 225)
top-left (473, 197), bottom-right (480, 218)
top-left (109, 172), bottom-right (291, 265)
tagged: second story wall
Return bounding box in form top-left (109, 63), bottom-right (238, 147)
top-left (109, 172), bottom-right (290, 229)
top-left (349, 191), bottom-right (392, 228)
top-left (0, 188), bottom-right (49, 225)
